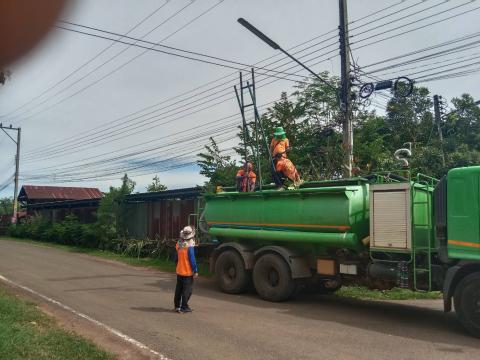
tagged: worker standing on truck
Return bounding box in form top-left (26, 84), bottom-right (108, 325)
top-left (236, 162), bottom-right (256, 192)
top-left (270, 127), bottom-right (302, 188)
top-left (174, 226), bottom-right (198, 313)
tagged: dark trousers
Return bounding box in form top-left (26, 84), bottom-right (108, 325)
top-left (273, 171), bottom-right (284, 187)
top-left (174, 275), bottom-right (193, 309)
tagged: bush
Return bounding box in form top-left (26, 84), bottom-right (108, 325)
top-left (7, 215), bottom-right (98, 248)
top-left (79, 224), bottom-right (99, 248)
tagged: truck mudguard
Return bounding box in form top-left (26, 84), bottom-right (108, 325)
top-left (254, 246), bottom-right (312, 279)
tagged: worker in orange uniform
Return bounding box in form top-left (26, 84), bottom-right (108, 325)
top-left (269, 126), bottom-right (290, 159)
top-left (236, 162), bottom-right (257, 192)
top-left (274, 154), bottom-right (301, 187)
top-left (270, 127), bottom-right (301, 188)
top-left (174, 226), bottom-right (198, 313)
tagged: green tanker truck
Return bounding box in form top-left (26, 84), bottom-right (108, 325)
top-left (202, 166), bottom-right (480, 337)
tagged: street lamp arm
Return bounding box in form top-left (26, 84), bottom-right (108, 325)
top-left (237, 18), bottom-right (335, 90)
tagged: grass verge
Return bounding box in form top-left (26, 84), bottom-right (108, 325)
top-left (0, 237), bottom-right (211, 276)
top-left (335, 285), bottom-right (442, 300)
top-left (0, 286), bottom-right (113, 360)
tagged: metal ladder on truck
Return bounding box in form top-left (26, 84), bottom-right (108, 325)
top-left (411, 174), bottom-right (438, 291)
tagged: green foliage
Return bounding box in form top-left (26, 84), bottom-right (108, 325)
top-left (95, 173), bottom-right (135, 248)
top-left (147, 175), bottom-right (168, 192)
top-left (336, 285), bottom-right (442, 300)
top-left (197, 137), bottom-right (238, 190)
top-left (198, 70), bottom-right (480, 185)
top-left (0, 198), bottom-right (13, 216)
top-left (7, 215), bottom-right (98, 249)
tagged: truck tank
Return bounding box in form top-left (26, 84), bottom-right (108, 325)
top-left (203, 179), bottom-right (370, 252)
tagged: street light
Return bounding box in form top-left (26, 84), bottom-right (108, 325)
top-left (237, 18), bottom-right (335, 90)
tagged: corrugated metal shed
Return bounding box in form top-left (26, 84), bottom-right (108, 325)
top-left (125, 187), bottom-right (202, 240)
top-left (18, 185), bottom-right (102, 203)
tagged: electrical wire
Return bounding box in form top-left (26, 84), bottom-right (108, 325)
top-left (21, 0), bottom-right (416, 159)
top-left (12, 0), bottom-right (222, 123)
top-left (21, 41), bottom-right (340, 161)
top-left (0, 0), bottom-right (171, 119)
top-left (353, 2), bottom-right (480, 51)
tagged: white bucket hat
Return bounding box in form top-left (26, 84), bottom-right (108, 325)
top-left (180, 225), bottom-right (195, 240)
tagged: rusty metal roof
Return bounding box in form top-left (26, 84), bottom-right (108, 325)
top-left (18, 185), bottom-right (102, 202)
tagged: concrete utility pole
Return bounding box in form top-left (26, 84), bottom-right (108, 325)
top-left (433, 95), bottom-right (445, 167)
top-left (339, 0), bottom-right (353, 178)
top-left (0, 124), bottom-right (21, 223)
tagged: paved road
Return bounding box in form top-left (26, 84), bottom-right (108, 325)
top-left (0, 239), bottom-right (479, 360)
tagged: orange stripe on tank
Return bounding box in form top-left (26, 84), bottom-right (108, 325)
top-left (448, 240), bottom-right (480, 249)
top-left (208, 221), bottom-right (351, 232)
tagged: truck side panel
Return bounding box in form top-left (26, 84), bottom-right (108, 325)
top-left (447, 167), bottom-right (480, 260)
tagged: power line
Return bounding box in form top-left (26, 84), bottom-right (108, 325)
top-left (12, 0), bottom-right (221, 123)
top-left (22, 1), bottom-right (414, 158)
top-left (23, 0), bottom-right (418, 158)
top-left (22, 34), bottom-right (338, 157)
top-left (22, 41), bottom-right (340, 161)
top-left (0, 0), bottom-right (171, 119)
top-left (54, 24), bottom-right (319, 84)
top-left (22, 0), bottom-right (450, 172)
top-left (351, 0), bottom-right (444, 39)
top-left (352, 1), bottom-right (480, 51)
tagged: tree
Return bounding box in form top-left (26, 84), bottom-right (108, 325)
top-left (95, 173), bottom-right (136, 246)
top-left (197, 70), bottom-right (480, 185)
top-left (147, 175), bottom-right (167, 192)
top-left (197, 137), bottom-right (237, 190)
top-left (120, 173), bottom-right (135, 194)
top-left (0, 198), bottom-right (13, 216)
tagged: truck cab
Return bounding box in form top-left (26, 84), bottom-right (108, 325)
top-left (438, 166), bottom-right (480, 337)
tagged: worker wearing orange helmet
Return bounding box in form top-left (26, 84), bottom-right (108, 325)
top-left (236, 162), bottom-right (256, 192)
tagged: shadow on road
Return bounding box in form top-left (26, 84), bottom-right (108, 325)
top-left (47, 273), bottom-right (158, 281)
top-left (131, 307), bottom-right (176, 314)
top-left (143, 276), bottom-right (480, 348)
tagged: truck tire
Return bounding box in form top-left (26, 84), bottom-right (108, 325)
top-left (454, 272), bottom-right (480, 338)
top-left (215, 250), bottom-right (250, 294)
top-left (253, 253), bottom-right (296, 302)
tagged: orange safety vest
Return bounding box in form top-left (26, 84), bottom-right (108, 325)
top-left (236, 169), bottom-right (256, 192)
top-left (270, 138), bottom-right (290, 158)
top-left (176, 242), bottom-right (196, 276)
top-left (275, 157), bottom-right (299, 181)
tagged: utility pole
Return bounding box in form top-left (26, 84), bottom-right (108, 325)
top-left (0, 124), bottom-right (21, 223)
top-left (433, 95), bottom-right (445, 167)
top-left (339, 0), bottom-right (353, 178)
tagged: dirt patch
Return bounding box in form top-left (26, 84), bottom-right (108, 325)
top-left (0, 282), bottom-right (159, 360)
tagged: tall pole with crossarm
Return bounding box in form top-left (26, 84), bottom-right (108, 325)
top-left (0, 123), bottom-right (21, 223)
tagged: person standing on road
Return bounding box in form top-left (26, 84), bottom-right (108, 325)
top-left (174, 225), bottom-right (198, 313)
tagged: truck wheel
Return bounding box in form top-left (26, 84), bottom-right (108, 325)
top-left (454, 272), bottom-right (480, 338)
top-left (215, 250), bottom-right (250, 294)
top-left (253, 253), bottom-right (296, 302)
